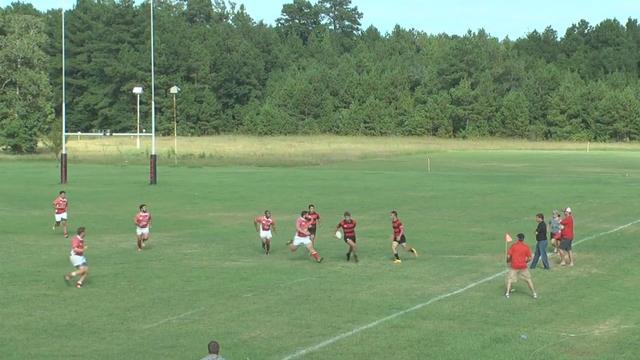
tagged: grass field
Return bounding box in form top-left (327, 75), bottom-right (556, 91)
top-left (1, 137), bottom-right (640, 359)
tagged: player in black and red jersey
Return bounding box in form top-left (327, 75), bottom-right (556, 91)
top-left (336, 211), bottom-right (358, 262)
top-left (391, 210), bottom-right (418, 263)
top-left (306, 204), bottom-right (320, 245)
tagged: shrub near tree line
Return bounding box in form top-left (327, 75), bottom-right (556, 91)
top-left (1, 0), bottom-right (640, 153)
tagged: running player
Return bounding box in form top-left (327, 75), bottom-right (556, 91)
top-left (306, 204), bottom-right (320, 245)
top-left (287, 210), bottom-right (323, 263)
top-left (254, 210), bottom-right (276, 255)
top-left (64, 227), bottom-right (89, 288)
top-left (336, 211), bottom-right (358, 262)
top-left (52, 190), bottom-right (69, 237)
top-left (390, 210), bottom-right (418, 263)
top-left (134, 204), bottom-right (152, 251)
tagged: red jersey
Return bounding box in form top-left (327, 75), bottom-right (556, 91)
top-left (296, 217), bottom-right (310, 237)
top-left (306, 212), bottom-right (320, 227)
top-left (337, 219), bottom-right (356, 238)
top-left (53, 196), bottom-right (68, 214)
top-left (508, 241), bottom-right (532, 270)
top-left (560, 215), bottom-right (574, 240)
top-left (135, 212), bottom-right (151, 228)
top-left (71, 235), bottom-right (85, 256)
top-left (392, 219), bottom-right (404, 237)
top-left (256, 216), bottom-right (275, 231)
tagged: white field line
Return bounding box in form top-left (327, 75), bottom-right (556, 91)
top-left (142, 307), bottom-right (204, 329)
top-left (280, 219), bottom-right (640, 360)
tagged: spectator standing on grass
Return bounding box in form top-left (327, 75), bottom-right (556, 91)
top-left (549, 210), bottom-right (562, 254)
top-left (506, 233), bottom-right (537, 299)
top-left (559, 207), bottom-right (575, 266)
top-left (200, 340), bottom-right (225, 360)
top-left (530, 213), bottom-right (549, 269)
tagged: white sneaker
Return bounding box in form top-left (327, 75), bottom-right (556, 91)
top-left (532, 293), bottom-right (538, 299)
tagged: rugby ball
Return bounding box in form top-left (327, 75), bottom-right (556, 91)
top-left (335, 231), bottom-right (342, 239)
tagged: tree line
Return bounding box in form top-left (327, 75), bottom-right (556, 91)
top-left (1, 0), bottom-right (640, 153)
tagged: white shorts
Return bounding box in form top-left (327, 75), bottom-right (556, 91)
top-left (55, 212), bottom-right (67, 222)
top-left (136, 227), bottom-right (150, 236)
top-left (259, 229), bottom-right (272, 239)
top-left (293, 235), bottom-right (311, 247)
top-left (69, 254), bottom-right (87, 267)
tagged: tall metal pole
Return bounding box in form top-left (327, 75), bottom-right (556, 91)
top-left (60, 9), bottom-right (67, 184)
top-left (173, 93), bottom-right (177, 157)
top-left (149, 0), bottom-right (157, 184)
top-left (136, 93), bottom-right (140, 149)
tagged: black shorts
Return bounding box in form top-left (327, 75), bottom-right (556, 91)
top-left (344, 235), bottom-right (356, 243)
top-left (560, 239), bottom-right (572, 251)
top-left (393, 235), bottom-right (407, 244)
top-left (308, 226), bottom-right (317, 235)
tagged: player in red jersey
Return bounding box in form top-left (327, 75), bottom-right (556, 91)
top-left (134, 204), bottom-right (152, 251)
top-left (287, 210), bottom-right (323, 263)
top-left (64, 227), bottom-right (89, 288)
top-left (254, 210), bottom-right (276, 255)
top-left (52, 190), bottom-right (69, 237)
top-left (390, 210), bottom-right (418, 263)
top-left (336, 211), bottom-right (358, 262)
top-left (305, 204), bottom-right (320, 245)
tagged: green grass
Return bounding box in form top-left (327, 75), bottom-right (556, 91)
top-left (1, 148), bottom-right (639, 359)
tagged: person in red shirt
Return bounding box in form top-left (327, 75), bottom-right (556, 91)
top-left (254, 210), bottom-right (276, 255)
top-left (559, 207), bottom-right (575, 266)
top-left (134, 204), bottom-right (152, 251)
top-left (336, 211), bottom-right (358, 262)
top-left (287, 210), bottom-right (323, 263)
top-left (390, 210), bottom-right (418, 263)
top-left (52, 190), bottom-right (69, 237)
top-left (506, 233), bottom-right (537, 299)
top-left (64, 227), bottom-right (89, 288)
top-left (305, 204), bottom-right (320, 245)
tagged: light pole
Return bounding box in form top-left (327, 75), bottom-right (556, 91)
top-left (169, 85), bottom-right (180, 158)
top-left (132, 86), bottom-right (143, 149)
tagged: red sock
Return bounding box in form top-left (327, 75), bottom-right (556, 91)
top-left (311, 251), bottom-right (320, 261)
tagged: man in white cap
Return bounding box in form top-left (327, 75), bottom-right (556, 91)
top-left (559, 207), bottom-right (574, 266)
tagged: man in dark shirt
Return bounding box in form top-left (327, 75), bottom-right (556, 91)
top-left (530, 213), bottom-right (550, 269)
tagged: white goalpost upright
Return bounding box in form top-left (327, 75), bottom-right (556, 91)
top-left (60, 8), bottom-right (67, 184)
top-left (149, 0), bottom-right (157, 185)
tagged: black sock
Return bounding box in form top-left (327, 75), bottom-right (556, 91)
top-left (394, 253), bottom-right (400, 260)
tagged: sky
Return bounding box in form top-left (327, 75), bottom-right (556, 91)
top-left (4, 0), bottom-right (639, 39)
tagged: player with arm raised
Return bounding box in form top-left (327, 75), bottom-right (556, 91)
top-left (64, 227), bottom-right (89, 288)
top-left (52, 190), bottom-right (69, 238)
top-left (336, 211), bottom-right (358, 262)
top-left (254, 210), bottom-right (276, 255)
top-left (287, 210), bottom-right (323, 263)
top-left (390, 210), bottom-right (418, 263)
top-left (134, 204), bottom-right (152, 251)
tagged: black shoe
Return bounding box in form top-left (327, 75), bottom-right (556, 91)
top-left (346, 252), bottom-right (351, 261)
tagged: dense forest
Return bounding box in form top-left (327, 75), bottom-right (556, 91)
top-left (1, 0), bottom-right (640, 153)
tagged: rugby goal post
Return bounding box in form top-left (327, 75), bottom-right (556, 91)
top-left (60, 4), bottom-right (158, 185)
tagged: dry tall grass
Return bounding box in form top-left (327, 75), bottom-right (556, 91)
top-left (3, 135), bottom-right (639, 166)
